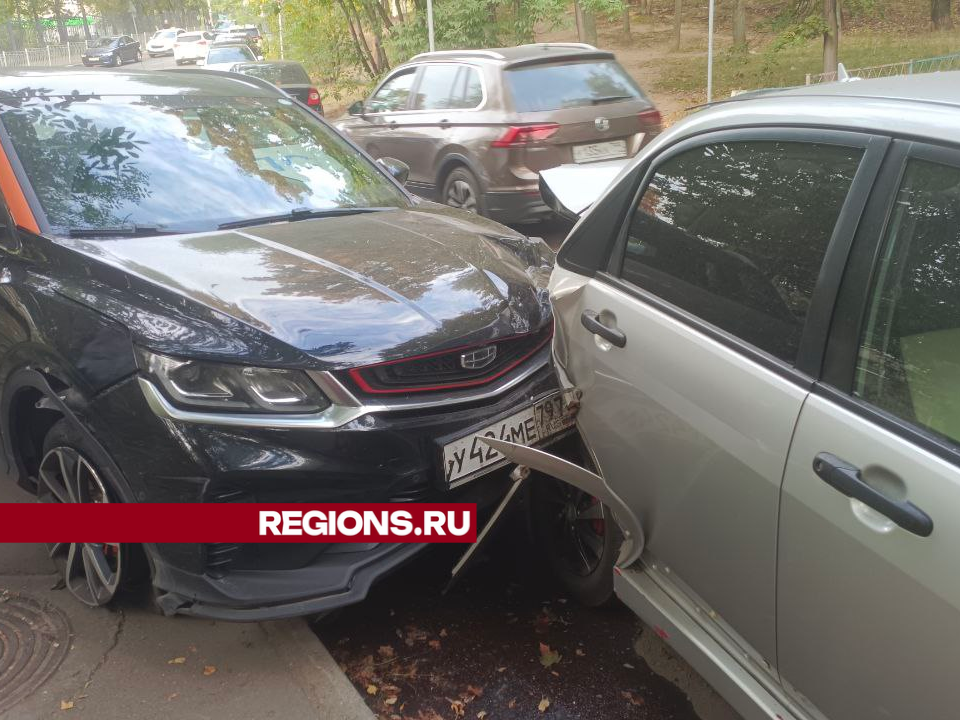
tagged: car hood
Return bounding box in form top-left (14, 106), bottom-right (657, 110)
top-left (62, 206), bottom-right (553, 368)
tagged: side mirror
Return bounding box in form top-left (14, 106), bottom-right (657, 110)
top-left (377, 157), bottom-right (409, 186)
top-left (348, 100), bottom-right (365, 117)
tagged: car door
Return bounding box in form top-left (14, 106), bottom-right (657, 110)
top-left (343, 67), bottom-right (418, 161)
top-left (777, 141), bottom-right (960, 720)
top-left (400, 63), bottom-right (484, 192)
top-left (546, 128), bottom-right (885, 681)
top-left (123, 36), bottom-right (136, 61)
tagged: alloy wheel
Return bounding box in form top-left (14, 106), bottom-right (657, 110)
top-left (446, 179), bottom-right (478, 213)
top-left (38, 446), bottom-right (122, 607)
top-left (542, 481), bottom-right (606, 577)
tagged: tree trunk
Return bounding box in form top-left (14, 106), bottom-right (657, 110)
top-left (823, 0), bottom-right (838, 74)
top-left (577, 2), bottom-right (597, 46)
top-left (622, 5), bottom-right (631, 40)
top-left (338, 0), bottom-right (376, 78)
top-left (931, 0), bottom-right (952, 28)
top-left (77, 0), bottom-right (92, 40)
top-left (674, 0), bottom-right (681, 50)
top-left (732, 0), bottom-right (746, 46)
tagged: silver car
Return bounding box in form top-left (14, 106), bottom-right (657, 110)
top-left (490, 72), bottom-right (960, 720)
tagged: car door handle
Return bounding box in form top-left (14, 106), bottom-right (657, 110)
top-left (580, 310), bottom-right (626, 348)
top-left (812, 452), bottom-right (933, 537)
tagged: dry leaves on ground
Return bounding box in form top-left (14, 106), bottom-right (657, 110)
top-left (203, 665), bottom-right (217, 676)
top-left (538, 642), bottom-right (561, 668)
top-left (167, 656), bottom-right (186, 665)
top-left (538, 697), bottom-right (551, 712)
top-left (59, 700), bottom-right (74, 711)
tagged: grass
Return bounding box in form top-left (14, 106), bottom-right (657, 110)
top-left (655, 29), bottom-right (960, 100)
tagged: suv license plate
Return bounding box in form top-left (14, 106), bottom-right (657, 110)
top-left (572, 139), bottom-right (628, 164)
top-left (442, 394), bottom-right (575, 487)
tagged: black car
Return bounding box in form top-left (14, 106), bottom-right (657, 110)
top-left (0, 70), bottom-right (564, 619)
top-left (81, 35), bottom-right (142, 66)
top-left (229, 60), bottom-right (324, 115)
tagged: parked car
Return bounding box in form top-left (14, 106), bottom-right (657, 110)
top-left (173, 30), bottom-right (215, 65)
top-left (146, 27), bottom-right (183, 57)
top-left (81, 36), bottom-right (141, 67)
top-left (215, 25), bottom-right (262, 51)
top-left (229, 60), bottom-right (323, 114)
top-left (492, 72), bottom-right (960, 720)
top-left (336, 43), bottom-right (661, 225)
top-left (199, 43), bottom-right (259, 70)
top-left (0, 68), bottom-right (565, 620)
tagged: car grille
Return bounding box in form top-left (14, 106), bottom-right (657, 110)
top-left (346, 324), bottom-right (552, 395)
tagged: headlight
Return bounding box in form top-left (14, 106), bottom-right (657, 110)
top-left (137, 349), bottom-right (329, 414)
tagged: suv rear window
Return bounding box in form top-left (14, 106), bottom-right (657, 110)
top-left (505, 60), bottom-right (645, 112)
top-left (179, 33), bottom-right (201, 42)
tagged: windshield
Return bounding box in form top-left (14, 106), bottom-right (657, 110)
top-left (208, 46), bottom-right (254, 63)
top-left (90, 37), bottom-right (117, 48)
top-left (505, 60), bottom-right (646, 112)
top-left (1, 93), bottom-right (407, 234)
top-left (235, 63), bottom-right (311, 85)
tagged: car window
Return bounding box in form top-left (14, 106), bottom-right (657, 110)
top-left (505, 60), bottom-right (645, 112)
top-left (179, 33), bottom-right (201, 42)
top-left (619, 139), bottom-right (863, 363)
top-left (208, 46), bottom-right (254, 63)
top-left (1, 95), bottom-right (407, 234)
top-left (854, 157), bottom-right (960, 446)
top-left (412, 65), bottom-right (482, 110)
top-left (368, 70), bottom-right (416, 113)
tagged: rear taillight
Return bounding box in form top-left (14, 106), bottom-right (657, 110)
top-left (492, 123), bottom-right (559, 148)
top-left (198, 39), bottom-right (207, 45)
top-left (638, 108), bottom-right (662, 128)
top-left (173, 42), bottom-right (180, 47)
top-left (307, 88), bottom-right (321, 107)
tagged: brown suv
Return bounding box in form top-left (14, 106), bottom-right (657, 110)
top-left (336, 43), bottom-right (661, 224)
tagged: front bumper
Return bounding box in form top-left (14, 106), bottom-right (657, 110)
top-left (85, 351), bottom-right (559, 619)
top-left (82, 55), bottom-right (113, 65)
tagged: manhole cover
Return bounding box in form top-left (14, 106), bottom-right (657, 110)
top-left (0, 590), bottom-right (71, 713)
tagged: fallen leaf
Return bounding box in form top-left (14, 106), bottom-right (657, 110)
top-left (550, 671), bottom-right (560, 677)
top-left (167, 656), bottom-right (186, 665)
top-left (366, 684), bottom-right (378, 695)
top-left (428, 639), bottom-right (441, 651)
top-left (440, 628), bottom-right (448, 637)
top-left (466, 685), bottom-right (483, 698)
top-left (575, 648), bottom-right (586, 657)
top-left (538, 642), bottom-right (561, 668)
top-left (477, 712), bottom-right (487, 719)
top-left (538, 697), bottom-right (551, 712)
top-left (59, 700), bottom-right (74, 711)
top-left (167, 693), bottom-right (179, 701)
top-left (378, 645), bottom-right (395, 658)
top-left (385, 696), bottom-right (398, 705)
top-left (449, 698), bottom-right (465, 718)
top-left (203, 665), bottom-right (217, 676)
top-left (507, 698), bottom-right (517, 709)
top-left (621, 691), bottom-right (646, 706)
top-left (623, 662), bottom-right (635, 669)
top-left (496, 666), bottom-right (507, 673)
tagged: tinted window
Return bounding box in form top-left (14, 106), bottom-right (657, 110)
top-left (368, 70), bottom-right (416, 113)
top-left (179, 33), bottom-right (202, 42)
top-left (235, 63), bottom-right (311, 85)
top-left (506, 60), bottom-right (645, 112)
top-left (207, 46), bottom-right (254, 63)
top-left (413, 65), bottom-right (482, 110)
top-left (2, 94), bottom-right (406, 233)
top-left (855, 158), bottom-right (960, 445)
top-left (620, 140), bottom-right (863, 362)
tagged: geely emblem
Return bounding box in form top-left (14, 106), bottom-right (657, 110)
top-left (460, 345), bottom-right (497, 370)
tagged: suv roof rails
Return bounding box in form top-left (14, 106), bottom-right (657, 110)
top-left (410, 49), bottom-right (506, 61)
top-left (523, 42), bottom-right (597, 50)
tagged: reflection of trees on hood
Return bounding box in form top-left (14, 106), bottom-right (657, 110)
top-left (2, 89), bottom-right (150, 228)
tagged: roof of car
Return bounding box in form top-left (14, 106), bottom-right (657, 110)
top-left (409, 43), bottom-right (614, 66)
top-left (0, 69), bottom-right (285, 98)
top-left (757, 71), bottom-right (960, 108)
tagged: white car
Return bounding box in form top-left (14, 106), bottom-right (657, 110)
top-left (173, 31), bottom-right (214, 65)
top-left (199, 43), bottom-right (259, 71)
top-left (146, 28), bottom-right (183, 57)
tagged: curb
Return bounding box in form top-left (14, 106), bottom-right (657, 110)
top-left (261, 618), bottom-right (375, 720)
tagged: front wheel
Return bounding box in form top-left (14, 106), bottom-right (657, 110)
top-left (530, 473), bottom-right (620, 606)
top-left (136, 50), bottom-right (142, 62)
top-left (38, 419), bottom-right (146, 607)
top-left (442, 166), bottom-right (483, 215)
top-left (112, 52), bottom-right (121, 67)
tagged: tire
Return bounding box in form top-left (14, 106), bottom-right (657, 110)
top-left (112, 53), bottom-right (121, 67)
top-left (175, 59), bottom-right (184, 65)
top-left (530, 472), bottom-right (621, 606)
top-left (136, 50), bottom-right (142, 62)
top-left (441, 166), bottom-right (484, 216)
top-left (38, 419), bottom-right (148, 607)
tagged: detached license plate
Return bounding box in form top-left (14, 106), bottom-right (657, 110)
top-left (442, 394), bottom-right (575, 487)
top-left (572, 139), bottom-right (628, 164)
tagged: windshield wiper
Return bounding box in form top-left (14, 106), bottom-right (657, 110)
top-left (218, 207), bottom-right (392, 231)
top-left (590, 95), bottom-right (633, 105)
top-left (67, 225), bottom-right (183, 238)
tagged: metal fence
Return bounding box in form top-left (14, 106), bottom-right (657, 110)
top-left (0, 30), bottom-right (203, 69)
top-left (808, 52), bottom-right (960, 84)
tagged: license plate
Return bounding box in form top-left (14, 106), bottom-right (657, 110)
top-left (572, 139), bottom-right (628, 164)
top-left (442, 394), bottom-right (575, 487)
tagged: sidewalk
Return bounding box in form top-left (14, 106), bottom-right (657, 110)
top-left (0, 479), bottom-right (374, 720)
